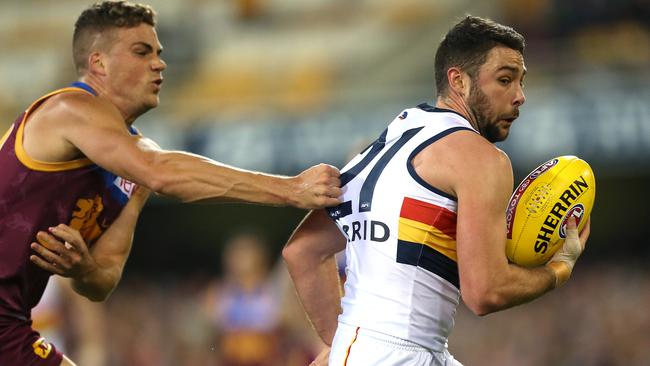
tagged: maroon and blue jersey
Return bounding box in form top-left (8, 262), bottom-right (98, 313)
top-left (0, 85), bottom-right (137, 324)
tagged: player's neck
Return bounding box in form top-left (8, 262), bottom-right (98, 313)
top-left (435, 93), bottom-right (479, 131)
top-left (78, 75), bottom-right (140, 125)
top-left (77, 75), bottom-right (102, 97)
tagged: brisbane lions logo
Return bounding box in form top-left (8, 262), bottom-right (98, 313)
top-left (32, 337), bottom-right (53, 359)
top-left (69, 194), bottom-right (105, 243)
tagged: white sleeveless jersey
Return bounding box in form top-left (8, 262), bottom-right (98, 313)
top-left (327, 103), bottom-right (477, 351)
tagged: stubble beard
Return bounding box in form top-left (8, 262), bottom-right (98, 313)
top-left (467, 84), bottom-right (508, 143)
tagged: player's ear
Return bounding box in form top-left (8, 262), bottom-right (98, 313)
top-left (87, 52), bottom-right (108, 76)
top-left (447, 67), bottom-right (469, 97)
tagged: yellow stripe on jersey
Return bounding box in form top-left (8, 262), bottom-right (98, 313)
top-left (0, 125), bottom-right (13, 150)
top-left (398, 217), bottom-right (457, 262)
top-left (15, 87), bottom-right (94, 172)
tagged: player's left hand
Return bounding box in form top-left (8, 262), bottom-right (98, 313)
top-left (30, 224), bottom-right (97, 279)
top-left (309, 346), bottom-right (330, 366)
top-left (291, 163), bottom-right (342, 210)
top-left (546, 216), bottom-right (591, 287)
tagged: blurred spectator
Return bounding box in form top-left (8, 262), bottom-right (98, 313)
top-left (236, 0), bottom-right (265, 20)
top-left (104, 278), bottom-right (168, 366)
top-left (203, 231), bottom-right (283, 366)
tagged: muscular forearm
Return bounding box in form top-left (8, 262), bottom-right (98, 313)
top-left (286, 254), bottom-right (342, 345)
top-left (462, 223), bottom-right (588, 316)
top-left (486, 264), bottom-right (556, 314)
top-left (147, 151), bottom-right (341, 210)
top-left (151, 151), bottom-right (294, 205)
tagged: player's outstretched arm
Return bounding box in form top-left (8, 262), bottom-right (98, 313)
top-left (417, 132), bottom-right (589, 316)
top-left (282, 209), bottom-right (347, 345)
top-left (30, 186), bottom-right (150, 301)
top-left (26, 93), bottom-right (341, 209)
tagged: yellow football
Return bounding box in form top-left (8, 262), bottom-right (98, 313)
top-left (505, 156), bottom-right (596, 267)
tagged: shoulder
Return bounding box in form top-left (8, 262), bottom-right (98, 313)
top-left (445, 132), bottom-right (513, 207)
top-left (443, 130), bottom-right (511, 175)
top-left (417, 128), bottom-right (511, 174)
top-left (39, 91), bottom-right (123, 128)
top-left (413, 129), bottom-right (512, 199)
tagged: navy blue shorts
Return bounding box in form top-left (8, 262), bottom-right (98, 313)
top-left (0, 319), bottom-right (63, 366)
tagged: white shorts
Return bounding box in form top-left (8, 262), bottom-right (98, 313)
top-left (329, 322), bottom-right (462, 366)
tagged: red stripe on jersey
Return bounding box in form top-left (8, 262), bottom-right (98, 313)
top-left (400, 197), bottom-right (457, 239)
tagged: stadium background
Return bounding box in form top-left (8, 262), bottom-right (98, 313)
top-left (1, 0), bottom-right (648, 365)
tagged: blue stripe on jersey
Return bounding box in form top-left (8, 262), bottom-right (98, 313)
top-left (100, 168), bottom-right (130, 205)
top-left (417, 103), bottom-right (469, 121)
top-left (70, 81), bottom-right (98, 96)
top-left (327, 129), bottom-right (388, 221)
top-left (406, 127), bottom-right (476, 201)
top-left (359, 127), bottom-right (423, 212)
top-left (68, 82), bottom-right (138, 137)
top-left (97, 125), bottom-right (139, 205)
top-left (339, 128), bottom-right (388, 187)
top-left (396, 239), bottom-right (459, 288)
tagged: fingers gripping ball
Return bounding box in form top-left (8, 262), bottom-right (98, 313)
top-left (505, 156), bottom-right (596, 267)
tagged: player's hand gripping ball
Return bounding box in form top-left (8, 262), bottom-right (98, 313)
top-left (505, 156), bottom-right (595, 267)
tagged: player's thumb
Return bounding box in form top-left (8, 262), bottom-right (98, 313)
top-left (565, 216), bottom-right (579, 241)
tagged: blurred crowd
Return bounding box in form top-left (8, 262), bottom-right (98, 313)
top-left (34, 231), bottom-right (323, 366)
top-left (1, 0), bottom-right (648, 175)
top-left (450, 264), bottom-right (650, 366)
top-left (33, 229), bottom-right (650, 366)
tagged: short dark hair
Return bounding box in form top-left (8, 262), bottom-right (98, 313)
top-left (434, 15), bottom-right (525, 97)
top-left (73, 1), bottom-right (156, 74)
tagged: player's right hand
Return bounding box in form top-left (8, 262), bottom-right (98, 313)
top-left (291, 164), bottom-right (342, 209)
top-left (546, 217), bottom-right (590, 287)
top-left (30, 224), bottom-right (97, 280)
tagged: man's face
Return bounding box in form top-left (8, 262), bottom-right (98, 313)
top-left (467, 46), bottom-right (526, 142)
top-left (102, 24), bottom-right (166, 116)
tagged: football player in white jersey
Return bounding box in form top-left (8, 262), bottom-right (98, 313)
top-left (283, 15), bottom-right (591, 366)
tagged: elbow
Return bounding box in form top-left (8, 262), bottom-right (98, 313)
top-left (282, 241), bottom-right (301, 269)
top-left (461, 286), bottom-right (505, 316)
top-left (282, 244), bottom-right (303, 281)
top-left (282, 238), bottom-right (321, 273)
top-left (141, 153), bottom-right (175, 196)
top-left (144, 173), bottom-right (166, 195)
top-left (143, 168), bottom-right (186, 200)
top-left (141, 160), bottom-right (169, 194)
